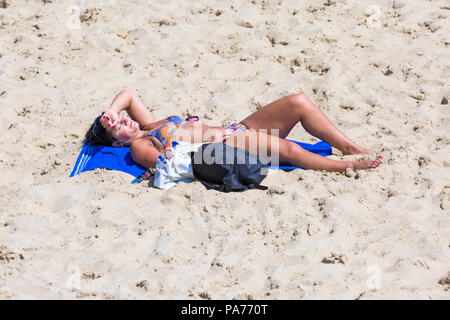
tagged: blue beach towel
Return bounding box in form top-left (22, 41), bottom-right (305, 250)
top-left (70, 140), bottom-right (332, 179)
top-left (269, 140), bottom-right (332, 170)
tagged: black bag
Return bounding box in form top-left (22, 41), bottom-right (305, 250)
top-left (191, 143), bottom-right (269, 192)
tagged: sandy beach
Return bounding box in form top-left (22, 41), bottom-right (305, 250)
top-left (0, 0), bottom-right (449, 299)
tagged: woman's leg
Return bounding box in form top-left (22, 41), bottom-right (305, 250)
top-left (225, 131), bottom-right (383, 172)
top-left (240, 94), bottom-right (372, 155)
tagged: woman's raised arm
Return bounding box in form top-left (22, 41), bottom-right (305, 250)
top-left (107, 89), bottom-right (155, 128)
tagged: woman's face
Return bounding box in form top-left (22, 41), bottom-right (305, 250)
top-left (109, 117), bottom-right (139, 146)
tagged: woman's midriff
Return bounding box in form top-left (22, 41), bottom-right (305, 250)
top-left (175, 121), bottom-right (212, 143)
top-left (141, 119), bottom-right (250, 147)
top-left (176, 122), bottom-right (249, 143)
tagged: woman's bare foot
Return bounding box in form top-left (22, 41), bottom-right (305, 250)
top-left (351, 155), bottom-right (383, 170)
top-left (341, 144), bottom-right (373, 155)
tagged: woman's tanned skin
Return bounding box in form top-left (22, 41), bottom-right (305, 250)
top-left (98, 89), bottom-right (383, 171)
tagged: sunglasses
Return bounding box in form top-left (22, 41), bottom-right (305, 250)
top-left (92, 113), bottom-right (108, 145)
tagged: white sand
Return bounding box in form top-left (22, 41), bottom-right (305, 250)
top-left (0, 0), bottom-right (449, 299)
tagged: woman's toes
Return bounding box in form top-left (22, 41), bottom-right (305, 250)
top-left (370, 155), bottom-right (383, 168)
top-left (353, 154), bottom-right (384, 170)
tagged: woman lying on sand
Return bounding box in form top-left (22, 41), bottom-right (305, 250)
top-left (85, 89), bottom-right (383, 172)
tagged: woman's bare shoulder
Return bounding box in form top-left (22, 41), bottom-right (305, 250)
top-left (130, 136), bottom-right (159, 154)
top-left (130, 137), bottom-right (161, 168)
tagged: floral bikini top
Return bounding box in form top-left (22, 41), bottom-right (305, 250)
top-left (146, 115), bottom-right (185, 149)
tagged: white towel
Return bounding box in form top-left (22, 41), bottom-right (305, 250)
top-left (153, 141), bottom-right (203, 190)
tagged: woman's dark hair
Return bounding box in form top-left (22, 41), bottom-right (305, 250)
top-left (84, 113), bottom-right (116, 146)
